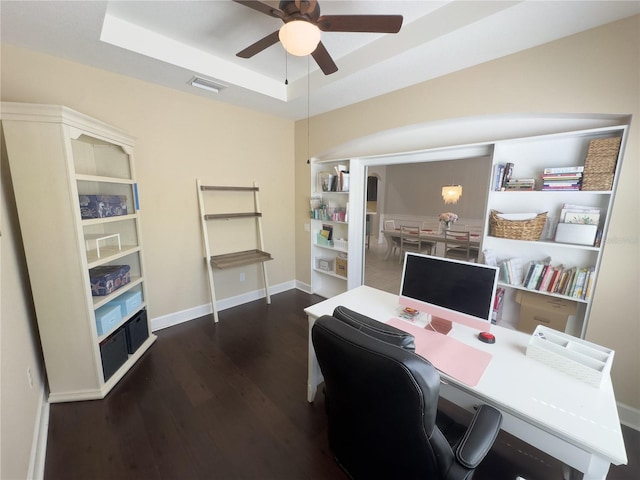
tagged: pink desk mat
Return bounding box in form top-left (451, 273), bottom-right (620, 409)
top-left (387, 318), bottom-right (492, 387)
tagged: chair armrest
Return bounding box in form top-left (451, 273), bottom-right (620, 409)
top-left (455, 405), bottom-right (502, 469)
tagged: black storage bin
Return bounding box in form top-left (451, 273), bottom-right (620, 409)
top-left (125, 309), bottom-right (149, 354)
top-left (100, 327), bottom-right (128, 381)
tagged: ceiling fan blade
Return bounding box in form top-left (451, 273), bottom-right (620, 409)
top-left (232, 0), bottom-right (284, 20)
top-left (312, 42), bottom-right (338, 75)
top-left (237, 30), bottom-right (281, 58)
top-left (317, 15), bottom-right (403, 33)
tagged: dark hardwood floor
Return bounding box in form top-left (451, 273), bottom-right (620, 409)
top-left (45, 289), bottom-right (638, 480)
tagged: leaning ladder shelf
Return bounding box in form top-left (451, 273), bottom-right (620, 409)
top-left (197, 180), bottom-right (273, 323)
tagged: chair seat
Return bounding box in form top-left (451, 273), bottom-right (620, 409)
top-left (445, 246), bottom-right (480, 262)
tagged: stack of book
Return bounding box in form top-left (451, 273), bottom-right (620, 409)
top-left (493, 162), bottom-right (514, 191)
top-left (493, 162), bottom-right (535, 190)
top-left (522, 260), bottom-right (596, 300)
top-left (541, 166), bottom-right (583, 191)
top-left (504, 178), bottom-right (536, 191)
top-left (498, 257), bottom-right (525, 284)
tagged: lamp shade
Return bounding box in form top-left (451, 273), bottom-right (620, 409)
top-left (442, 184), bottom-right (462, 204)
top-left (279, 20), bottom-right (321, 56)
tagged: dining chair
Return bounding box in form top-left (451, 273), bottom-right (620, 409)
top-left (444, 230), bottom-right (479, 262)
top-left (421, 220), bottom-right (437, 231)
top-left (399, 226), bottom-right (432, 263)
top-left (383, 220), bottom-right (401, 259)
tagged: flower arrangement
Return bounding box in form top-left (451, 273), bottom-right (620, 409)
top-left (439, 212), bottom-right (458, 223)
top-left (439, 212), bottom-right (458, 230)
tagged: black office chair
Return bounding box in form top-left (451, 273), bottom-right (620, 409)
top-left (312, 311), bottom-right (503, 480)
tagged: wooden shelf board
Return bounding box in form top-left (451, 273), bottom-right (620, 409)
top-left (204, 212), bottom-right (262, 220)
top-left (201, 185), bottom-right (258, 192)
top-left (86, 245), bottom-right (140, 269)
top-left (210, 249), bottom-right (273, 269)
top-left (92, 276), bottom-right (143, 309)
top-left (82, 213), bottom-right (138, 226)
top-left (76, 174), bottom-right (134, 184)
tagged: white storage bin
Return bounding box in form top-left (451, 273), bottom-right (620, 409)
top-left (315, 257), bottom-right (334, 272)
top-left (334, 239), bottom-right (348, 250)
top-left (526, 325), bottom-right (614, 387)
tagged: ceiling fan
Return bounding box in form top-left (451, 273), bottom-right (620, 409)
top-left (233, 0), bottom-right (403, 75)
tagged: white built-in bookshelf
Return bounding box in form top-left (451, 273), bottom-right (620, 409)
top-left (310, 161), bottom-right (350, 298)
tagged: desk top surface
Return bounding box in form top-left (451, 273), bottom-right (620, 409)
top-left (305, 285), bottom-right (627, 465)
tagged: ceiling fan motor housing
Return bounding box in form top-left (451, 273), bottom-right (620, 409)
top-left (279, 1), bottom-right (320, 21)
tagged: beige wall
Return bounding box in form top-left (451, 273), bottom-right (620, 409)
top-left (295, 16), bottom-right (640, 411)
top-left (1, 133), bottom-right (47, 480)
top-left (1, 44), bottom-right (295, 318)
top-left (1, 44), bottom-right (295, 478)
top-left (384, 158), bottom-right (491, 220)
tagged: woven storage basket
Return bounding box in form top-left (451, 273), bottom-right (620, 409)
top-left (584, 137), bottom-right (621, 173)
top-left (581, 173), bottom-right (614, 191)
top-left (586, 137), bottom-right (621, 157)
top-left (584, 154), bottom-right (617, 173)
top-left (490, 210), bottom-right (547, 241)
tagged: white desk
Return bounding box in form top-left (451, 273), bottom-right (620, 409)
top-left (304, 286), bottom-right (627, 480)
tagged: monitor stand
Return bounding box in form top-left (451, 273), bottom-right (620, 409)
top-left (427, 316), bottom-right (452, 335)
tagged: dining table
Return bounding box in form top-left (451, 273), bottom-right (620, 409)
top-left (382, 228), bottom-right (481, 260)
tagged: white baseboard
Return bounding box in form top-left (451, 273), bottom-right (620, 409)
top-left (295, 280), bottom-right (311, 294)
top-left (618, 401), bottom-right (640, 431)
top-left (28, 388), bottom-right (49, 480)
top-left (151, 280), bottom-right (297, 331)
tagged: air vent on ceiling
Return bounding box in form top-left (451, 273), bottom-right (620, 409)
top-left (188, 76), bottom-right (227, 94)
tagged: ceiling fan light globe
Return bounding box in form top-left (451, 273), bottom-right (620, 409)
top-left (279, 20), bottom-right (321, 56)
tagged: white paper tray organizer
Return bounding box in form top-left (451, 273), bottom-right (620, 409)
top-left (526, 325), bottom-right (614, 387)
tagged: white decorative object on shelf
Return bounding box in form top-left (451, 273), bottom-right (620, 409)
top-left (333, 238), bottom-right (348, 250)
top-left (85, 233), bottom-right (121, 258)
top-left (526, 325), bottom-right (614, 387)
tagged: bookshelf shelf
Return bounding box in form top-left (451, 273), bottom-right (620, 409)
top-left (314, 243), bottom-right (348, 254)
top-left (487, 236), bottom-right (601, 252)
top-left (497, 282), bottom-right (590, 304)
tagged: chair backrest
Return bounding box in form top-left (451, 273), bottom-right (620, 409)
top-left (383, 219), bottom-right (396, 230)
top-left (444, 230), bottom-right (477, 261)
top-left (421, 220), bottom-right (438, 231)
top-left (400, 225), bottom-right (420, 241)
top-left (311, 315), bottom-right (450, 479)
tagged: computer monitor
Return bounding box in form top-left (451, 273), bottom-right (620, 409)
top-left (399, 252), bottom-right (499, 332)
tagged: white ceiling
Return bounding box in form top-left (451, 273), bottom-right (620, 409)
top-left (2, 1), bottom-right (639, 120)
